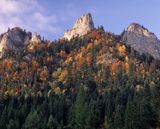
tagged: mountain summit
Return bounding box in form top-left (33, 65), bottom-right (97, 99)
top-left (0, 27), bottom-right (42, 58)
top-left (0, 27), bottom-right (31, 57)
top-left (122, 23), bottom-right (160, 59)
top-left (64, 13), bottom-right (94, 40)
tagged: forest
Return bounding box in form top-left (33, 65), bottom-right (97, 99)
top-left (0, 27), bottom-right (160, 129)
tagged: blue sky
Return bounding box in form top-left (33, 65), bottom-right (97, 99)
top-left (0, 0), bottom-right (159, 40)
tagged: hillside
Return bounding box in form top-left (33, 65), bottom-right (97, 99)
top-left (0, 14), bottom-right (160, 129)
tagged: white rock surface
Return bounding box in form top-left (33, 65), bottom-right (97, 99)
top-left (30, 34), bottom-right (41, 44)
top-left (27, 34), bottom-right (41, 51)
top-left (64, 13), bottom-right (94, 40)
top-left (0, 27), bottom-right (31, 57)
top-left (0, 27), bottom-right (42, 57)
top-left (122, 23), bottom-right (160, 59)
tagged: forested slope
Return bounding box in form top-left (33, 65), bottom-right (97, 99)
top-left (0, 28), bottom-right (160, 129)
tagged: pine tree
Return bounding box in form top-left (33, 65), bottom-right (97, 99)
top-left (73, 86), bottom-right (92, 129)
top-left (24, 110), bottom-right (41, 129)
top-left (47, 115), bottom-right (58, 129)
top-left (7, 119), bottom-right (20, 129)
top-left (114, 105), bottom-right (124, 129)
top-left (0, 107), bottom-right (8, 129)
top-left (104, 116), bottom-right (110, 129)
top-left (124, 96), bottom-right (135, 129)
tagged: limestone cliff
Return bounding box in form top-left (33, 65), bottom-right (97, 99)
top-left (122, 23), bottom-right (160, 59)
top-left (64, 13), bottom-right (94, 40)
top-left (0, 27), bottom-right (42, 58)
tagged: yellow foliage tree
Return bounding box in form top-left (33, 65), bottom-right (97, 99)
top-left (58, 69), bottom-right (68, 83)
top-left (40, 66), bottom-right (48, 81)
top-left (116, 44), bottom-right (126, 56)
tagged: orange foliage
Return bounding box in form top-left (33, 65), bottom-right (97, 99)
top-left (32, 59), bottom-right (39, 69)
top-left (20, 62), bottom-right (28, 69)
top-left (59, 50), bottom-right (66, 58)
top-left (68, 51), bottom-right (74, 58)
top-left (87, 43), bottom-right (93, 50)
top-left (140, 64), bottom-right (145, 77)
top-left (149, 63), bottom-right (156, 72)
top-left (81, 47), bottom-right (86, 52)
top-left (4, 59), bottom-right (13, 70)
top-left (109, 47), bottom-right (113, 53)
top-left (91, 30), bottom-right (99, 36)
top-left (58, 38), bottom-right (65, 43)
top-left (77, 56), bottom-right (83, 68)
top-left (111, 62), bottom-right (120, 75)
top-left (86, 53), bottom-right (91, 66)
top-left (13, 72), bottom-right (19, 80)
top-left (5, 72), bottom-right (10, 80)
top-left (46, 42), bottom-right (52, 48)
top-left (40, 66), bottom-right (48, 81)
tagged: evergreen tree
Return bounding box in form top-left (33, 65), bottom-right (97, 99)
top-left (104, 116), bottom-right (110, 129)
top-left (7, 119), bottom-right (20, 129)
top-left (47, 115), bottom-right (58, 129)
top-left (124, 96), bottom-right (135, 129)
top-left (114, 105), bottom-right (124, 129)
top-left (73, 86), bottom-right (92, 129)
top-left (24, 110), bottom-right (41, 129)
top-left (0, 107), bottom-right (8, 129)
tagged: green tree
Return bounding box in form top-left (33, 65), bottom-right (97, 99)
top-left (7, 119), bottom-right (19, 129)
top-left (73, 86), bottom-right (92, 129)
top-left (24, 110), bottom-right (41, 129)
top-left (114, 105), bottom-right (124, 129)
top-left (124, 96), bottom-right (135, 129)
top-left (104, 116), bottom-right (110, 129)
top-left (47, 115), bottom-right (58, 129)
top-left (0, 107), bottom-right (8, 129)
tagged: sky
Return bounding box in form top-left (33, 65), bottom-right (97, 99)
top-left (0, 0), bottom-right (160, 41)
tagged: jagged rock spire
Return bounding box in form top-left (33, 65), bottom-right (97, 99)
top-left (64, 13), bottom-right (94, 40)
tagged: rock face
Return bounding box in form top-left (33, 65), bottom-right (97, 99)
top-left (0, 27), bottom-right (31, 57)
top-left (0, 27), bottom-right (42, 58)
top-left (122, 23), bottom-right (160, 59)
top-left (64, 13), bottom-right (94, 40)
top-left (27, 34), bottom-right (41, 51)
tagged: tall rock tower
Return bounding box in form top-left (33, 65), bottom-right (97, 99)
top-left (64, 13), bottom-right (94, 40)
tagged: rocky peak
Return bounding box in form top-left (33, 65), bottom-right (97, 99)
top-left (122, 23), bottom-right (160, 59)
top-left (27, 34), bottom-right (41, 51)
top-left (0, 27), bottom-right (31, 56)
top-left (0, 27), bottom-right (43, 58)
top-left (30, 34), bottom-right (41, 44)
top-left (64, 13), bottom-right (94, 40)
top-left (126, 23), bottom-right (157, 39)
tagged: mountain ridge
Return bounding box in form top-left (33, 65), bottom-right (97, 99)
top-left (0, 13), bottom-right (160, 60)
top-left (122, 22), bottom-right (160, 59)
top-left (1, 14), bottom-right (160, 129)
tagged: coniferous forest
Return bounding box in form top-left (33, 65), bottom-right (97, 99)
top-left (1, 28), bottom-right (160, 129)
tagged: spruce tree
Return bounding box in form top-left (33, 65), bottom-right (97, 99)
top-left (114, 105), bottom-right (124, 129)
top-left (24, 110), bottom-right (41, 129)
top-left (47, 115), bottom-right (58, 129)
top-left (73, 86), bottom-right (92, 129)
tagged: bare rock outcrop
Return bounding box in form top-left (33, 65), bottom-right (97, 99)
top-left (0, 27), bottom-right (42, 58)
top-left (0, 27), bottom-right (31, 57)
top-left (27, 34), bottom-right (41, 51)
top-left (64, 13), bottom-right (94, 40)
top-left (122, 23), bottom-right (160, 59)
